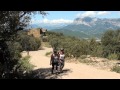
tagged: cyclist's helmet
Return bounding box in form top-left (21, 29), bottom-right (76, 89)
top-left (53, 50), bottom-right (57, 54)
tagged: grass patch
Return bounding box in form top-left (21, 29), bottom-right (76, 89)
top-left (42, 42), bottom-right (51, 48)
top-left (45, 51), bottom-right (52, 56)
top-left (78, 58), bottom-right (95, 64)
top-left (15, 55), bottom-right (36, 73)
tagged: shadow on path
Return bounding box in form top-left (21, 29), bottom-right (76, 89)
top-left (26, 68), bottom-right (72, 79)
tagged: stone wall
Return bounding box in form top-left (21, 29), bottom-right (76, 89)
top-left (27, 28), bottom-right (40, 38)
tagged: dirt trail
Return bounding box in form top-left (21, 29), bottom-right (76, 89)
top-left (22, 47), bottom-right (120, 79)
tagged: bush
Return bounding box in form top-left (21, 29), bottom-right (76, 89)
top-left (17, 31), bottom-right (41, 51)
top-left (71, 44), bottom-right (81, 58)
top-left (7, 41), bottom-right (22, 60)
top-left (107, 53), bottom-right (118, 60)
top-left (111, 64), bottom-right (120, 73)
top-left (79, 59), bottom-right (94, 64)
top-left (49, 38), bottom-right (60, 50)
top-left (35, 38), bottom-right (41, 49)
top-left (42, 42), bottom-right (51, 48)
top-left (80, 55), bottom-right (87, 59)
top-left (5, 41), bottom-right (22, 72)
top-left (101, 30), bottom-right (120, 58)
top-left (14, 55), bottom-right (35, 74)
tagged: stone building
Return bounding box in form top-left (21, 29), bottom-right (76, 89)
top-left (27, 28), bottom-right (48, 42)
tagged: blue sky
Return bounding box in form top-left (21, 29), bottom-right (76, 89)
top-left (31, 11), bottom-right (120, 25)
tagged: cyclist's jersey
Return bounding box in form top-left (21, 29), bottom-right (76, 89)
top-left (59, 54), bottom-right (65, 61)
top-left (52, 54), bottom-right (59, 63)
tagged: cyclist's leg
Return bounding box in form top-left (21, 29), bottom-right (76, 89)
top-left (55, 62), bottom-right (59, 74)
top-left (59, 61), bottom-right (62, 72)
top-left (51, 63), bottom-right (54, 74)
top-left (60, 61), bottom-right (64, 72)
top-left (56, 63), bottom-right (58, 71)
top-left (62, 61), bottom-right (64, 69)
top-left (58, 62), bottom-right (61, 73)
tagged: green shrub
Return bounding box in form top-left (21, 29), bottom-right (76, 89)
top-left (111, 64), bottom-right (120, 73)
top-left (7, 41), bottom-right (22, 61)
top-left (101, 30), bottom-right (120, 58)
top-left (79, 59), bottom-right (94, 64)
top-left (14, 55), bottom-right (35, 73)
top-left (27, 37), bottom-right (41, 51)
top-left (80, 55), bottom-right (87, 59)
top-left (49, 38), bottom-right (60, 50)
top-left (107, 53), bottom-right (118, 60)
top-left (45, 51), bottom-right (52, 56)
top-left (35, 38), bottom-right (41, 49)
top-left (43, 42), bottom-right (51, 48)
top-left (71, 44), bottom-right (81, 58)
top-left (17, 31), bottom-right (41, 51)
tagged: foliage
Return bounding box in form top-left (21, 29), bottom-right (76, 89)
top-left (47, 30), bottom-right (120, 60)
top-left (101, 30), bottom-right (120, 59)
top-left (15, 55), bottom-right (35, 73)
top-left (42, 42), bottom-right (51, 48)
top-left (80, 55), bottom-right (87, 59)
top-left (0, 11), bottom-right (46, 78)
top-left (78, 59), bottom-right (94, 64)
top-left (107, 53), bottom-right (119, 60)
top-left (111, 64), bottom-right (120, 73)
top-left (47, 31), bottom-right (101, 58)
top-left (45, 51), bottom-right (52, 56)
top-left (17, 30), bottom-right (41, 51)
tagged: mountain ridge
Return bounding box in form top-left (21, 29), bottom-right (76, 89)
top-left (52, 17), bottom-right (120, 39)
top-left (28, 17), bottom-right (120, 39)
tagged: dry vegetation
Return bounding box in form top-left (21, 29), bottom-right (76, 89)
top-left (65, 56), bottom-right (120, 71)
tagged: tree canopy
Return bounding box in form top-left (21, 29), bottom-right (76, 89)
top-left (0, 11), bottom-right (46, 79)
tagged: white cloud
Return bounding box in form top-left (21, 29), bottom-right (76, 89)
top-left (76, 13), bottom-right (82, 17)
top-left (76, 11), bottom-right (110, 18)
top-left (97, 11), bottom-right (110, 15)
top-left (81, 11), bottom-right (96, 17)
top-left (76, 11), bottom-right (97, 18)
top-left (30, 20), bottom-right (40, 24)
top-left (31, 18), bottom-right (73, 25)
top-left (49, 19), bottom-right (73, 24)
top-left (42, 18), bottom-right (49, 23)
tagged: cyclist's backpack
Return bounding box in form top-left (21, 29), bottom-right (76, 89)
top-left (52, 54), bottom-right (59, 63)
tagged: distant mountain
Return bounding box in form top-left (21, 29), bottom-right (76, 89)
top-left (52, 17), bottom-right (120, 39)
top-left (51, 29), bottom-right (102, 39)
top-left (51, 29), bottom-right (90, 38)
top-left (63, 17), bottom-right (120, 33)
top-left (27, 23), bottom-right (68, 30)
